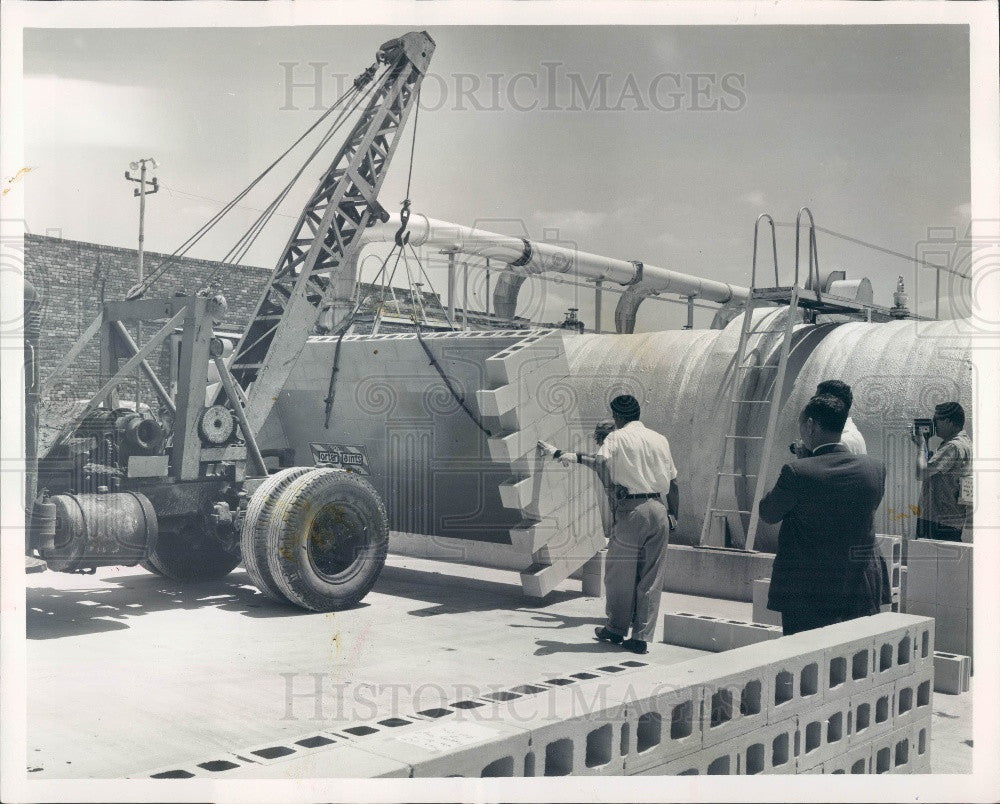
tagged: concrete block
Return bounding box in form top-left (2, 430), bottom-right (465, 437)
top-left (695, 665), bottom-right (772, 749)
top-left (899, 566), bottom-right (907, 611)
top-left (934, 603), bottom-right (970, 656)
top-left (520, 530), bottom-right (603, 597)
top-left (933, 651), bottom-right (970, 695)
top-left (484, 331), bottom-right (569, 388)
top-left (620, 680), bottom-right (704, 772)
top-left (751, 578), bottom-right (783, 627)
top-left (911, 617), bottom-right (935, 675)
top-left (765, 647), bottom-right (828, 725)
top-left (822, 635), bottom-right (875, 703)
top-left (224, 740), bottom-right (411, 778)
top-left (728, 619), bottom-right (783, 649)
top-left (734, 717), bottom-right (798, 775)
top-left (822, 740), bottom-right (872, 775)
top-left (664, 544), bottom-right (774, 602)
top-left (631, 734), bottom-right (740, 776)
top-left (477, 374), bottom-right (575, 434)
top-left (487, 407), bottom-right (572, 464)
top-left (911, 718), bottom-right (932, 772)
top-left (509, 518), bottom-right (562, 554)
top-left (886, 723), bottom-right (918, 774)
top-left (893, 665), bottom-right (933, 731)
top-left (934, 541), bottom-right (972, 609)
top-left (875, 533), bottom-right (902, 568)
top-left (904, 538), bottom-right (937, 605)
top-left (662, 612), bottom-right (732, 652)
top-left (358, 719), bottom-right (533, 778)
top-left (498, 466), bottom-right (572, 517)
top-left (850, 680), bottom-right (896, 746)
top-left (870, 621), bottom-right (918, 686)
top-left (581, 550), bottom-right (605, 597)
top-left (536, 517), bottom-right (601, 565)
top-left (796, 696), bottom-right (853, 768)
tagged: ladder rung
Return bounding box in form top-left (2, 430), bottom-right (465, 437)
top-left (726, 435), bottom-right (764, 440)
top-left (711, 509), bottom-right (752, 515)
top-left (717, 473), bottom-right (758, 478)
top-left (734, 399), bottom-right (771, 404)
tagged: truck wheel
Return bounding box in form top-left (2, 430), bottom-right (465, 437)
top-left (264, 468), bottom-right (389, 612)
top-left (240, 466), bottom-right (314, 602)
top-left (139, 559), bottom-right (163, 576)
top-left (145, 519), bottom-right (241, 582)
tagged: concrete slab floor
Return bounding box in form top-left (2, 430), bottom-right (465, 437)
top-left (24, 555), bottom-right (972, 778)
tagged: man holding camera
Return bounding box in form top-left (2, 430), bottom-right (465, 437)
top-left (761, 394), bottom-right (887, 636)
top-left (912, 401), bottom-right (972, 542)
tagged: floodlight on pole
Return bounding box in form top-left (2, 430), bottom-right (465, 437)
top-left (124, 157), bottom-right (160, 286)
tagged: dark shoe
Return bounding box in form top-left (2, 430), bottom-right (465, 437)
top-left (594, 626), bottom-right (623, 645)
top-left (622, 638), bottom-right (648, 654)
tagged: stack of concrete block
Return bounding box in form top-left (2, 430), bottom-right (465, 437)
top-left (751, 578), bottom-right (782, 627)
top-left (478, 330), bottom-right (603, 597)
top-left (875, 534), bottom-right (902, 612)
top-left (663, 611), bottom-right (782, 651)
top-left (142, 615), bottom-right (935, 778)
top-left (904, 539), bottom-right (973, 657)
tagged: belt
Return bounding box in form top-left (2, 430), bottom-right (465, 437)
top-left (621, 492), bottom-right (660, 500)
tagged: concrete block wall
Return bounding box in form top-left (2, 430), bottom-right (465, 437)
top-left (663, 612), bottom-right (781, 652)
top-left (476, 330), bottom-right (603, 597)
top-left (875, 534), bottom-right (903, 612)
top-left (141, 614), bottom-right (934, 778)
top-left (905, 539), bottom-right (973, 656)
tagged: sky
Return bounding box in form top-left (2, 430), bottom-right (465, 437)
top-left (23, 24), bottom-right (972, 329)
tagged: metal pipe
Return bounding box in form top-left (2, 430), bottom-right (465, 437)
top-left (354, 213), bottom-right (750, 306)
top-left (594, 279), bottom-right (603, 334)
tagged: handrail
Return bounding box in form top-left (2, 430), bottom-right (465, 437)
top-left (751, 213), bottom-right (779, 289)
top-left (794, 207), bottom-right (820, 290)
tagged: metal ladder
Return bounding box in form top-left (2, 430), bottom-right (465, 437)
top-left (700, 208), bottom-right (820, 551)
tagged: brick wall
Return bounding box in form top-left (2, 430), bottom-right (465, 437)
top-left (24, 234), bottom-right (484, 408)
top-left (24, 234), bottom-right (272, 403)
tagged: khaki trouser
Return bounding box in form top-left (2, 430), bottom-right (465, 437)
top-left (604, 497), bottom-right (670, 642)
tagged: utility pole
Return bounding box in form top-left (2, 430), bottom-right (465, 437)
top-left (124, 157), bottom-right (158, 410)
top-left (125, 158), bottom-right (159, 285)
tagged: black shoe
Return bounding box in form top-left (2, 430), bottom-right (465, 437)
top-left (594, 626), bottom-right (623, 645)
top-left (622, 638), bottom-right (648, 654)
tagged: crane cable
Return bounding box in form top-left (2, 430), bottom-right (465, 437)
top-left (128, 60), bottom-right (383, 299)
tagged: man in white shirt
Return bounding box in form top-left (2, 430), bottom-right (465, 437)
top-left (539, 394), bottom-right (677, 654)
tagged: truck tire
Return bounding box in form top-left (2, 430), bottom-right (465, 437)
top-left (240, 466), bottom-right (314, 602)
top-left (264, 468), bottom-right (389, 612)
top-left (145, 519), bottom-right (242, 582)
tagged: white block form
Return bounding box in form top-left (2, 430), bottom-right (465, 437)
top-left (619, 682), bottom-right (705, 773)
top-left (483, 331), bottom-right (569, 388)
top-left (751, 578), bottom-right (782, 627)
top-left (498, 466), bottom-right (575, 520)
top-left (933, 651), bottom-right (970, 695)
top-left (476, 373), bottom-right (574, 434)
top-left (487, 406), bottom-right (573, 465)
top-left (764, 646), bottom-right (828, 725)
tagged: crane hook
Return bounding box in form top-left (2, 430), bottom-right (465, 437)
top-left (395, 200), bottom-right (412, 248)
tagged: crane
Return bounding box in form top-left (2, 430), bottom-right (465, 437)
top-left (28, 31), bottom-right (435, 611)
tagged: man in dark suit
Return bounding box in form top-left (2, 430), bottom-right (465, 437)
top-left (761, 394), bottom-right (887, 636)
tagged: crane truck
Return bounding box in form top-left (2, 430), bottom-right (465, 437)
top-left (26, 31), bottom-right (435, 611)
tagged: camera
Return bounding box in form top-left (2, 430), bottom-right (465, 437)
top-left (788, 442), bottom-right (797, 455)
top-left (912, 418), bottom-right (934, 440)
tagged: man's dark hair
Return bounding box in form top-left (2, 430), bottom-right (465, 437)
top-left (610, 394), bottom-right (640, 423)
top-left (816, 380), bottom-right (853, 411)
top-left (934, 401), bottom-right (965, 429)
top-left (801, 394), bottom-right (848, 434)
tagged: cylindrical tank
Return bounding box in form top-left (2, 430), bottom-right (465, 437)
top-left (24, 279), bottom-right (41, 554)
top-left (563, 312), bottom-right (973, 551)
top-left (40, 491), bottom-right (158, 572)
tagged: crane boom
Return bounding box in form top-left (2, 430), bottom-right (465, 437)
top-left (229, 31), bottom-right (435, 435)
